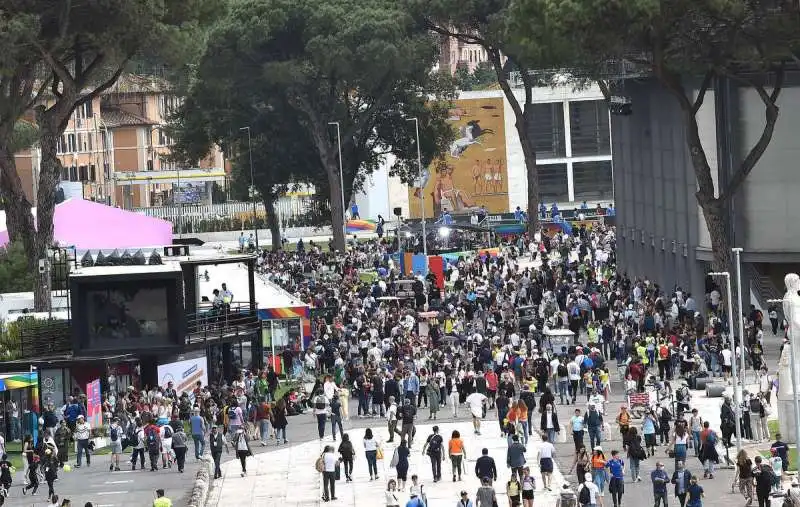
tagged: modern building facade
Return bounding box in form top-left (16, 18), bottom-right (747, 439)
top-left (611, 72), bottom-right (800, 306)
top-left (14, 74), bottom-right (227, 210)
top-left (355, 84), bottom-right (614, 220)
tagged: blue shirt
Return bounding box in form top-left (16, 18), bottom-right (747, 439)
top-left (687, 483), bottom-right (703, 507)
top-left (351, 203), bottom-right (359, 216)
top-left (405, 375), bottom-right (420, 394)
top-left (190, 415), bottom-right (205, 435)
top-left (606, 457), bottom-right (624, 479)
top-left (651, 469), bottom-right (669, 493)
top-left (642, 416), bottom-right (656, 435)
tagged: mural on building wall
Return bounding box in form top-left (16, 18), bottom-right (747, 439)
top-left (408, 97), bottom-right (508, 218)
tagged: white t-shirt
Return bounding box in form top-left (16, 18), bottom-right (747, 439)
top-left (539, 441), bottom-right (555, 459)
top-left (322, 451), bottom-right (338, 472)
top-left (364, 437), bottom-right (379, 451)
top-left (466, 392), bottom-right (488, 418)
top-left (721, 349), bottom-right (733, 366)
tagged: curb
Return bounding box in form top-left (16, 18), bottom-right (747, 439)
top-left (187, 455), bottom-right (214, 507)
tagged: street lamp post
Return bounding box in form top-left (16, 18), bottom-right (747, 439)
top-left (239, 127), bottom-right (259, 250)
top-left (768, 297), bottom-right (800, 447)
top-left (709, 271), bottom-right (743, 455)
top-left (406, 117), bottom-right (427, 257)
top-left (733, 247), bottom-right (747, 383)
top-left (327, 122), bottom-right (347, 247)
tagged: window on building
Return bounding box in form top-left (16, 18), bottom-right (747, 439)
top-left (147, 159), bottom-right (154, 171)
top-left (537, 163), bottom-right (569, 203)
top-left (527, 102), bottom-right (566, 159)
top-left (572, 160), bottom-right (614, 201)
top-left (569, 100), bottom-right (611, 157)
top-left (157, 129), bottom-right (172, 147)
top-left (74, 102), bottom-right (93, 120)
top-left (66, 133), bottom-right (76, 153)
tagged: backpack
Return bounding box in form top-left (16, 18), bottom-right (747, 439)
top-left (315, 453), bottom-right (324, 473)
top-left (227, 406), bottom-right (238, 420)
top-left (126, 425), bottom-right (139, 446)
top-left (676, 387), bottom-right (689, 402)
top-left (557, 364), bottom-right (568, 377)
top-left (706, 432), bottom-right (717, 446)
top-left (163, 425), bottom-right (173, 439)
top-left (659, 345), bottom-right (669, 359)
top-left (578, 484), bottom-right (591, 505)
top-left (110, 426), bottom-right (119, 442)
top-left (427, 434), bottom-right (443, 455)
top-left (146, 428), bottom-right (159, 452)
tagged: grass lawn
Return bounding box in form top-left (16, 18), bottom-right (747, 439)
top-left (760, 420), bottom-right (798, 471)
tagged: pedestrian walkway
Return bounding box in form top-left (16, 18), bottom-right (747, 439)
top-left (206, 421), bottom-right (565, 507)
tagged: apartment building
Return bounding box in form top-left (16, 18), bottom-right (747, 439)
top-left (435, 33), bottom-right (490, 74)
top-left (14, 74), bottom-right (226, 209)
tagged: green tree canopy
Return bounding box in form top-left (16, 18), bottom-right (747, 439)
top-left (0, 0), bottom-right (220, 310)
top-left (184, 0), bottom-right (455, 251)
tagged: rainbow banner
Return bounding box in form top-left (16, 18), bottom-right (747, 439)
top-left (0, 372), bottom-right (37, 392)
top-left (346, 219), bottom-right (376, 233)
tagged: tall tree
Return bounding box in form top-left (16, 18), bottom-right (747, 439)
top-left (196, 0), bottom-right (455, 252)
top-left (0, 0), bottom-right (219, 310)
top-left (509, 0), bottom-right (799, 283)
top-left (405, 0), bottom-right (550, 236)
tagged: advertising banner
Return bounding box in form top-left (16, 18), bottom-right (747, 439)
top-left (409, 97), bottom-right (509, 217)
top-left (157, 356), bottom-right (208, 400)
top-left (86, 379), bottom-right (102, 429)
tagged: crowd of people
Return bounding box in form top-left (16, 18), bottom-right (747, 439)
top-left (7, 216), bottom-right (800, 507)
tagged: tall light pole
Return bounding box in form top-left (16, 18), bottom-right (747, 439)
top-left (710, 271), bottom-right (743, 455)
top-left (768, 297), bottom-right (800, 447)
top-left (406, 117), bottom-right (427, 257)
top-left (239, 127), bottom-right (259, 250)
top-left (732, 247), bottom-right (747, 384)
top-left (327, 122), bottom-right (347, 246)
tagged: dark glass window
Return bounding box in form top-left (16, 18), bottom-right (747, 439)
top-left (537, 163), bottom-right (569, 203)
top-left (527, 103), bottom-right (566, 159)
top-left (573, 160), bottom-right (614, 201)
top-left (86, 283), bottom-right (169, 349)
top-left (569, 100), bottom-right (611, 156)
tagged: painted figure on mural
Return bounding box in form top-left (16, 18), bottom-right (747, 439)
top-left (433, 163), bottom-right (476, 214)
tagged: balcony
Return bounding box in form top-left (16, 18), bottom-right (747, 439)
top-left (185, 302), bottom-right (260, 347)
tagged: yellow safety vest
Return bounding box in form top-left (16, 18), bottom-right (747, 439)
top-left (154, 497), bottom-right (172, 507)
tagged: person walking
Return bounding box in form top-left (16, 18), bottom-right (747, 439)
top-left (736, 450), bottom-right (755, 505)
top-left (590, 447), bottom-right (607, 497)
top-left (506, 434), bottom-right (527, 482)
top-left (398, 399), bottom-right (417, 446)
top-left (364, 428), bottom-right (380, 481)
top-left (427, 382), bottom-right (441, 420)
top-left (585, 404), bottom-right (604, 450)
top-left (651, 461), bottom-right (669, 507)
top-left (642, 410), bottom-right (658, 457)
top-left (232, 427), bottom-right (252, 477)
top-left (569, 446), bottom-right (591, 484)
top-left (753, 456), bottom-right (774, 507)
top-left (190, 408), bottom-right (206, 459)
top-left (387, 397), bottom-right (399, 443)
top-left (449, 430), bottom-right (467, 482)
top-left (457, 490), bottom-right (475, 507)
top-left (338, 433), bottom-right (355, 482)
top-left (475, 448), bottom-right (498, 483)
top-left (475, 476), bottom-right (498, 507)
top-left (43, 448), bottom-right (58, 501)
top-left (129, 419), bottom-right (146, 470)
top-left (422, 426), bottom-right (444, 482)
top-left (320, 444), bottom-right (338, 502)
top-left (541, 403), bottom-right (561, 444)
top-left (506, 475), bottom-right (522, 507)
top-left (74, 415), bottom-right (92, 468)
top-left (606, 450), bottom-right (625, 507)
top-left (313, 391), bottom-right (329, 440)
top-left (698, 421), bottom-right (719, 479)
top-left (144, 419), bottom-right (161, 471)
top-left (55, 420), bottom-right (71, 467)
top-left (570, 408), bottom-right (586, 452)
top-left (625, 428), bottom-right (646, 482)
top-left (385, 479), bottom-right (400, 507)
top-left (273, 399), bottom-right (289, 445)
top-left (108, 417), bottom-right (123, 472)
top-left (671, 461), bottom-right (692, 507)
top-left (686, 476), bottom-right (704, 507)
top-left (330, 394), bottom-right (344, 441)
top-left (171, 425), bottom-right (188, 473)
top-left (209, 425), bottom-right (224, 479)
top-left (577, 473), bottom-right (601, 507)
top-left (392, 439), bottom-right (411, 491)
top-left (538, 433), bottom-right (556, 491)
top-left (521, 467), bottom-right (536, 507)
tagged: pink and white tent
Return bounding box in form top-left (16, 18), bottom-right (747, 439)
top-left (0, 199), bottom-right (173, 250)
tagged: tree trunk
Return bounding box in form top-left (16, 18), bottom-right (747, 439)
top-left (263, 195), bottom-right (282, 251)
top-left (518, 107), bottom-right (540, 237)
top-left (701, 198), bottom-right (741, 337)
top-left (32, 121), bottom-right (65, 311)
top-left (0, 142), bottom-right (36, 263)
top-left (326, 161), bottom-right (346, 252)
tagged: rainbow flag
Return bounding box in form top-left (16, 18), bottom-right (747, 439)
top-left (346, 219), bottom-right (376, 233)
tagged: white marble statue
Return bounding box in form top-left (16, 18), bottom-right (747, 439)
top-left (777, 273), bottom-right (800, 442)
